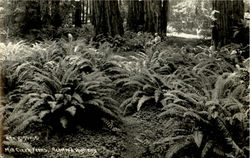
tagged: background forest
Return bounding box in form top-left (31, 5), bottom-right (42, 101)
top-left (0, 0), bottom-right (249, 158)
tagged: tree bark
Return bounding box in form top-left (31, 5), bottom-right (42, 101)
top-left (40, 0), bottom-right (51, 27)
top-left (82, 0), bottom-right (85, 24)
top-left (91, 0), bottom-right (124, 37)
top-left (85, 0), bottom-right (88, 24)
top-left (127, 0), bottom-right (144, 32)
top-left (75, 0), bottom-right (82, 27)
top-left (144, 0), bottom-right (169, 36)
top-left (22, 1), bottom-right (41, 33)
top-left (211, 0), bottom-right (244, 49)
top-left (51, 0), bottom-right (62, 28)
top-left (90, 0), bottom-right (94, 24)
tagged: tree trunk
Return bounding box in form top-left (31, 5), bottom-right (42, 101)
top-left (85, 0), bottom-right (88, 24)
top-left (0, 66), bottom-right (5, 156)
top-left (82, 0), bottom-right (85, 24)
top-left (40, 0), bottom-right (51, 27)
top-left (23, 1), bottom-right (41, 33)
top-left (127, 0), bottom-right (144, 32)
top-left (144, 0), bottom-right (169, 36)
top-left (161, 0), bottom-right (169, 36)
top-left (75, 0), bottom-right (82, 27)
top-left (91, 0), bottom-right (124, 37)
top-left (51, 0), bottom-right (62, 28)
top-left (90, 0), bottom-right (94, 24)
top-left (211, 0), bottom-right (244, 49)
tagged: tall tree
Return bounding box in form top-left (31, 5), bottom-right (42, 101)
top-left (75, 0), bottom-right (82, 27)
top-left (23, 1), bottom-right (41, 33)
top-left (81, 0), bottom-right (85, 24)
top-left (211, 0), bottom-right (244, 49)
top-left (85, 0), bottom-right (89, 24)
top-left (127, 0), bottom-right (144, 32)
top-left (51, 0), bottom-right (62, 28)
top-left (91, 0), bottom-right (124, 37)
top-left (144, 0), bottom-right (169, 36)
top-left (161, 0), bottom-right (169, 36)
top-left (40, 0), bottom-right (51, 27)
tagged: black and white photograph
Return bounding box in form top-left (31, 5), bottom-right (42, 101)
top-left (0, 0), bottom-right (249, 157)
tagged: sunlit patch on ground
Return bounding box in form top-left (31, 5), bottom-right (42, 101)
top-left (167, 32), bottom-right (211, 39)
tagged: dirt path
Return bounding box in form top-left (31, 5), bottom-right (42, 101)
top-left (119, 107), bottom-right (167, 158)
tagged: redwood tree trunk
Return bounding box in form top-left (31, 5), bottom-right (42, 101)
top-left (51, 0), bottom-right (62, 28)
top-left (127, 0), bottom-right (144, 32)
top-left (82, 0), bottom-right (85, 24)
top-left (75, 0), bottom-right (82, 27)
top-left (212, 0), bottom-right (244, 49)
top-left (85, 0), bottom-right (89, 24)
top-left (91, 0), bottom-right (124, 37)
top-left (22, 1), bottom-right (41, 34)
top-left (144, 0), bottom-right (169, 36)
top-left (40, 0), bottom-right (51, 27)
top-left (160, 0), bottom-right (169, 36)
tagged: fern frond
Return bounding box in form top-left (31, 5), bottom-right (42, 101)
top-left (162, 103), bottom-right (188, 112)
top-left (170, 90), bottom-right (203, 108)
top-left (184, 111), bottom-right (210, 125)
top-left (4, 139), bottom-right (32, 149)
top-left (61, 66), bottom-right (78, 84)
top-left (123, 80), bottom-right (145, 87)
top-left (201, 140), bottom-right (214, 158)
top-left (137, 95), bottom-right (154, 111)
top-left (158, 108), bottom-right (184, 118)
top-left (193, 130), bottom-right (203, 148)
top-left (11, 115), bottom-right (40, 135)
top-left (34, 73), bottom-right (61, 93)
top-left (86, 99), bottom-right (104, 107)
top-left (156, 135), bottom-right (187, 145)
top-left (154, 89), bottom-right (161, 103)
top-left (165, 137), bottom-right (194, 158)
top-left (120, 98), bottom-right (133, 109)
top-left (131, 91), bottom-right (144, 101)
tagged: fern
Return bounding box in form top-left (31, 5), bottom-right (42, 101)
top-left (165, 136), bottom-right (195, 158)
top-left (3, 138), bottom-right (32, 154)
top-left (3, 44), bottom-right (121, 133)
top-left (157, 46), bottom-right (249, 157)
top-left (137, 96), bottom-right (154, 111)
top-left (118, 68), bottom-right (170, 115)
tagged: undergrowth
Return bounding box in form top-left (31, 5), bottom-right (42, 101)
top-left (1, 34), bottom-right (249, 158)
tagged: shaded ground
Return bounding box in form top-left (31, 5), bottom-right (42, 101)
top-left (5, 107), bottom-right (167, 158)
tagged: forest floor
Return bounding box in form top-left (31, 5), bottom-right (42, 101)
top-left (4, 32), bottom-right (247, 158)
top-left (3, 35), bottom-right (211, 158)
top-left (21, 106), bottom-right (166, 158)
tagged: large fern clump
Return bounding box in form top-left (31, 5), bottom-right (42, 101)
top-left (149, 46), bottom-right (197, 76)
top-left (116, 68), bottom-right (171, 115)
top-left (2, 40), bottom-right (122, 137)
top-left (1, 40), bottom-right (65, 94)
top-left (155, 45), bottom-right (249, 158)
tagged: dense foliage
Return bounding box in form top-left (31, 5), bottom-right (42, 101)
top-left (1, 31), bottom-right (249, 157)
top-left (0, 0), bottom-right (249, 157)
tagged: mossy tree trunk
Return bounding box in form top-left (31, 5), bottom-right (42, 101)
top-left (127, 0), bottom-right (144, 32)
top-left (211, 0), bottom-right (244, 49)
top-left (91, 0), bottom-right (124, 37)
